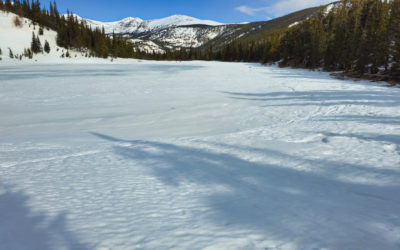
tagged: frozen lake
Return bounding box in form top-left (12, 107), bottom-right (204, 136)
top-left (1, 60), bottom-right (400, 249)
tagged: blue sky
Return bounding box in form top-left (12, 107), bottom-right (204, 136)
top-left (52, 0), bottom-right (333, 23)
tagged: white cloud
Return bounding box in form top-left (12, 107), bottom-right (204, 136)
top-left (235, 5), bottom-right (269, 16)
top-left (235, 0), bottom-right (333, 18)
top-left (271, 0), bottom-right (333, 16)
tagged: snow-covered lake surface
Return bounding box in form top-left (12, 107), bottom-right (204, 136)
top-left (1, 60), bottom-right (400, 249)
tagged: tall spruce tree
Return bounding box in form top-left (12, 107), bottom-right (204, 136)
top-left (390, 0), bottom-right (400, 80)
top-left (44, 40), bottom-right (50, 53)
top-left (31, 32), bottom-right (42, 53)
top-left (9, 48), bottom-right (14, 58)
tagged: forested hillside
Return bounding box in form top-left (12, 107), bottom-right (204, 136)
top-left (137, 0), bottom-right (400, 82)
top-left (0, 0), bottom-right (136, 58)
top-left (201, 5), bottom-right (323, 50)
top-left (210, 0), bottom-right (400, 82)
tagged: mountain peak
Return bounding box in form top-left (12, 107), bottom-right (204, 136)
top-left (145, 14), bottom-right (222, 29)
top-left (119, 17), bottom-right (144, 23)
top-left (70, 14), bottom-right (222, 34)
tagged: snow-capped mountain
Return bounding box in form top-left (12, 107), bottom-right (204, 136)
top-left (68, 4), bottom-right (325, 53)
top-left (65, 14), bottom-right (225, 52)
top-left (72, 14), bottom-right (222, 34)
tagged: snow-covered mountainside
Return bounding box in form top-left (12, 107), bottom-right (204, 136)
top-left (143, 25), bottom-right (226, 48)
top-left (1, 2), bottom-right (328, 57)
top-left (74, 14), bottom-right (222, 34)
top-left (129, 39), bottom-right (165, 54)
top-left (1, 60), bottom-right (400, 249)
top-left (60, 3), bottom-right (326, 53)
top-left (0, 11), bottom-right (87, 61)
top-left (68, 14), bottom-right (225, 51)
top-left (323, 1), bottom-right (352, 15)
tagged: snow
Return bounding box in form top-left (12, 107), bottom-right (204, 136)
top-left (323, 1), bottom-right (354, 15)
top-left (149, 26), bottom-right (226, 48)
top-left (0, 11), bottom-right (86, 61)
top-left (324, 3), bottom-right (335, 14)
top-left (288, 21), bottom-right (299, 28)
top-left (145, 15), bottom-right (222, 29)
top-left (71, 14), bottom-right (222, 35)
top-left (129, 39), bottom-right (165, 54)
top-left (1, 58), bottom-right (400, 249)
top-left (62, 13), bottom-right (225, 49)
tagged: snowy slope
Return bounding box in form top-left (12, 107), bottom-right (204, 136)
top-left (63, 4), bottom-right (326, 51)
top-left (143, 15), bottom-right (222, 29)
top-left (65, 13), bottom-right (225, 51)
top-left (1, 59), bottom-right (400, 249)
top-left (129, 38), bottom-right (165, 54)
top-left (0, 11), bottom-right (85, 61)
top-left (71, 14), bottom-right (222, 34)
top-left (0, 10), bottom-right (222, 58)
top-left (323, 1), bottom-right (352, 15)
top-left (146, 26), bottom-right (226, 48)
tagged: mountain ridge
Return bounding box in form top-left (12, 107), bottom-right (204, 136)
top-left (67, 4), bottom-right (326, 53)
top-left (66, 14), bottom-right (223, 34)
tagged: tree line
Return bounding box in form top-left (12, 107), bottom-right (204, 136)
top-left (217, 0), bottom-right (399, 82)
top-left (277, 0), bottom-right (400, 81)
top-left (1, 0), bottom-right (399, 82)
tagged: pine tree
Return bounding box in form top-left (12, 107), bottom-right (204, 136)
top-left (36, 35), bottom-right (42, 53)
top-left (13, 16), bottom-right (22, 27)
top-left (390, 0), bottom-right (400, 80)
top-left (5, 0), bottom-right (12, 10)
top-left (31, 32), bottom-right (37, 53)
top-left (31, 32), bottom-right (42, 53)
top-left (9, 48), bottom-right (14, 58)
top-left (23, 48), bottom-right (32, 58)
top-left (44, 40), bottom-right (50, 53)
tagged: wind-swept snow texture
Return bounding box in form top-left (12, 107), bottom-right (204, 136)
top-left (1, 60), bottom-right (400, 250)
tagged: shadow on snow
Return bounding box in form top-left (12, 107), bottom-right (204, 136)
top-left (320, 132), bottom-right (400, 153)
top-left (0, 64), bottom-right (204, 81)
top-left (0, 184), bottom-right (89, 250)
top-left (223, 90), bottom-right (400, 108)
top-left (318, 115), bottom-right (400, 126)
top-left (91, 132), bottom-right (400, 248)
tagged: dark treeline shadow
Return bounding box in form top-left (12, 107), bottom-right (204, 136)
top-left (0, 184), bottom-right (89, 250)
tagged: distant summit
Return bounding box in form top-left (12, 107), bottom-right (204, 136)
top-left (66, 14), bottom-right (223, 34)
top-left (62, 13), bottom-right (225, 52)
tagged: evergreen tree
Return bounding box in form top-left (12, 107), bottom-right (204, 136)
top-left (390, 0), bottom-right (400, 80)
top-left (9, 48), bottom-right (14, 58)
top-left (31, 32), bottom-right (42, 53)
top-left (44, 40), bottom-right (50, 53)
top-left (23, 48), bottom-right (33, 58)
top-left (13, 16), bottom-right (22, 27)
top-left (5, 0), bottom-right (12, 10)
